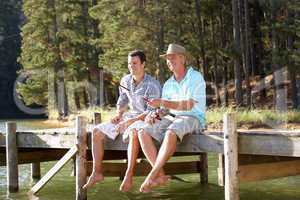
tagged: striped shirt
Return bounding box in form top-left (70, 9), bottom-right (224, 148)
top-left (117, 73), bottom-right (161, 115)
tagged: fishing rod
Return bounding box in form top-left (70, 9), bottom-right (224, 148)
top-left (97, 70), bottom-right (175, 120)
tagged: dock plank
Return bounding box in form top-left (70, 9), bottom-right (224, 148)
top-left (0, 128), bottom-right (300, 157)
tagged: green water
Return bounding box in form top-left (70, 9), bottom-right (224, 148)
top-left (0, 154), bottom-right (299, 200)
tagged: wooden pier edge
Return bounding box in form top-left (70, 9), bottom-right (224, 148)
top-left (76, 116), bottom-right (87, 200)
top-left (223, 113), bottom-right (239, 200)
top-left (6, 122), bottom-right (18, 193)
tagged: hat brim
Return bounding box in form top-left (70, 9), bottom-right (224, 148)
top-left (159, 54), bottom-right (168, 58)
top-left (159, 52), bottom-right (185, 58)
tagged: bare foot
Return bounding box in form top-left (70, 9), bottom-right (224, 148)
top-left (156, 175), bottom-right (170, 186)
top-left (139, 178), bottom-right (159, 193)
top-left (119, 175), bottom-right (133, 192)
top-left (82, 173), bottom-right (104, 190)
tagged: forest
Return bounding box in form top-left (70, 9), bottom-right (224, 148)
top-left (1, 0), bottom-right (299, 119)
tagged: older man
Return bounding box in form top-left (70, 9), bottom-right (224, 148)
top-left (138, 44), bottom-right (206, 192)
top-left (83, 50), bottom-right (161, 192)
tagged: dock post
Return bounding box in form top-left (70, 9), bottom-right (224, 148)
top-left (223, 113), bottom-right (239, 200)
top-left (217, 154), bottom-right (225, 186)
top-left (31, 163), bottom-right (41, 180)
top-left (93, 112), bottom-right (101, 124)
top-left (6, 122), bottom-right (18, 193)
top-left (200, 153), bottom-right (208, 184)
top-left (75, 116), bottom-right (87, 200)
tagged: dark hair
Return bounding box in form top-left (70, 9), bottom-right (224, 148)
top-left (128, 50), bottom-right (146, 64)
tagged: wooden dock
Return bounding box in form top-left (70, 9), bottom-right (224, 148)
top-left (1, 113), bottom-right (300, 200)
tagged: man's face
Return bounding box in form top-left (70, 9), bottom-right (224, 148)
top-left (166, 53), bottom-right (185, 72)
top-left (128, 55), bottom-right (144, 76)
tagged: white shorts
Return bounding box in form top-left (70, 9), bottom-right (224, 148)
top-left (93, 113), bottom-right (144, 142)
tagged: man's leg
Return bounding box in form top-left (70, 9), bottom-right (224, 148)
top-left (138, 129), bottom-right (158, 167)
top-left (140, 130), bottom-right (177, 192)
top-left (83, 129), bottom-right (105, 189)
top-left (119, 129), bottom-right (139, 192)
top-left (138, 129), bottom-right (169, 187)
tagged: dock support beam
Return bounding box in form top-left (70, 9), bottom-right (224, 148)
top-left (6, 122), bottom-right (18, 193)
top-left (223, 113), bottom-right (239, 200)
top-left (200, 153), bottom-right (208, 184)
top-left (218, 154), bottom-right (225, 186)
top-left (76, 116), bottom-right (87, 200)
top-left (31, 163), bottom-right (41, 180)
top-left (93, 112), bottom-right (101, 125)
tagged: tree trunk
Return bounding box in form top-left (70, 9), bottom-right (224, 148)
top-left (232, 0), bottom-right (243, 106)
top-left (195, 0), bottom-right (208, 78)
top-left (74, 90), bottom-right (81, 110)
top-left (211, 16), bottom-right (220, 106)
top-left (290, 69), bottom-right (299, 109)
top-left (220, 1), bottom-right (228, 106)
top-left (47, 67), bottom-right (59, 119)
top-left (48, 0), bottom-right (68, 118)
top-left (156, 0), bottom-right (165, 83)
top-left (91, 0), bottom-right (104, 107)
top-left (243, 0), bottom-right (251, 107)
top-left (270, 1), bottom-right (286, 112)
top-left (253, 0), bottom-right (267, 100)
top-left (287, 8), bottom-right (299, 109)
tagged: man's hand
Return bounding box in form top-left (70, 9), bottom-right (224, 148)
top-left (116, 118), bottom-right (134, 133)
top-left (147, 98), bottom-right (162, 108)
top-left (110, 114), bottom-right (122, 124)
top-left (144, 110), bottom-right (162, 125)
top-left (145, 112), bottom-right (155, 124)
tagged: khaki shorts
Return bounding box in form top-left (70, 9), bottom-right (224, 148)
top-left (93, 112), bottom-right (140, 142)
top-left (139, 115), bottom-right (201, 143)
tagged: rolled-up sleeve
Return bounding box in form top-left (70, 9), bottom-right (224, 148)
top-left (116, 77), bottom-right (129, 108)
top-left (189, 74), bottom-right (206, 112)
top-left (145, 80), bottom-right (162, 112)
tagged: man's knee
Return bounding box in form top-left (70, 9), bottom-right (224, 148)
top-left (165, 130), bottom-right (177, 139)
top-left (129, 129), bottom-right (138, 139)
top-left (92, 128), bottom-right (106, 140)
top-left (138, 129), bottom-right (149, 140)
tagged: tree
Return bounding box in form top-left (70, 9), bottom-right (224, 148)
top-left (232, 0), bottom-right (243, 106)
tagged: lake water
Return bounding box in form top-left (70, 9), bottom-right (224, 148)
top-left (0, 121), bottom-right (300, 200)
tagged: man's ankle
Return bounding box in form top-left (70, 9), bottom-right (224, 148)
top-left (124, 171), bottom-right (134, 178)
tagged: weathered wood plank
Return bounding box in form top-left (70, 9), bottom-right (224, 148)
top-left (0, 149), bottom-right (68, 166)
top-left (28, 146), bottom-right (78, 195)
top-left (239, 160), bottom-right (300, 182)
top-left (11, 132), bottom-right (75, 148)
top-left (6, 122), bottom-right (18, 193)
top-left (238, 154), bottom-right (300, 165)
top-left (218, 154), bottom-right (300, 186)
top-left (0, 148), bottom-right (201, 166)
top-left (75, 116), bottom-right (87, 200)
top-left (239, 134), bottom-right (300, 157)
top-left (223, 113), bottom-right (239, 200)
top-left (86, 161), bottom-right (202, 176)
top-left (0, 128), bottom-right (300, 157)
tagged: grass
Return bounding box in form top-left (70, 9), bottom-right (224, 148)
top-left (206, 107), bottom-right (300, 129)
top-left (44, 107), bottom-right (300, 130)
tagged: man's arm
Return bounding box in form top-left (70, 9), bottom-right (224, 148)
top-left (115, 111), bottom-right (148, 133)
top-left (111, 104), bottom-right (128, 124)
top-left (147, 98), bottom-right (197, 111)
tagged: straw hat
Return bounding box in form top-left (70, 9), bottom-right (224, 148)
top-left (160, 43), bottom-right (186, 58)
